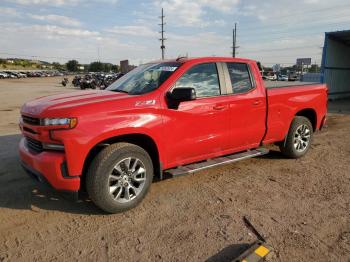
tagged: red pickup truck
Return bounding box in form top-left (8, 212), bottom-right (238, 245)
top-left (19, 57), bottom-right (327, 213)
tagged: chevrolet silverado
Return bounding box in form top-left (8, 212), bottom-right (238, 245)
top-left (19, 57), bottom-right (327, 213)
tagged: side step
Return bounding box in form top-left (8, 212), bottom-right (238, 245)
top-left (165, 148), bottom-right (269, 177)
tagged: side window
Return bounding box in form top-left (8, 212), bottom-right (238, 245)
top-left (174, 63), bottom-right (220, 97)
top-left (226, 63), bottom-right (253, 94)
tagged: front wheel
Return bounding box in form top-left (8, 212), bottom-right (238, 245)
top-left (86, 143), bottom-right (154, 213)
top-left (279, 116), bottom-right (313, 158)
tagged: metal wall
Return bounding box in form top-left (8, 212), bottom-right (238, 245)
top-left (321, 31), bottom-right (350, 99)
top-left (301, 73), bottom-right (321, 82)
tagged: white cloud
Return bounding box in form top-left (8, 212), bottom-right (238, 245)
top-left (105, 25), bottom-right (158, 37)
top-left (200, 0), bottom-right (240, 13)
top-left (304, 0), bottom-right (320, 3)
top-left (35, 25), bottom-right (99, 37)
top-left (8, 0), bottom-right (80, 6)
top-left (166, 32), bottom-right (231, 57)
top-left (29, 14), bottom-right (82, 27)
top-left (154, 0), bottom-right (240, 27)
top-left (10, 24), bottom-right (100, 37)
top-left (6, 0), bottom-right (118, 6)
top-left (0, 22), bottom-right (151, 64)
top-left (0, 7), bottom-right (19, 16)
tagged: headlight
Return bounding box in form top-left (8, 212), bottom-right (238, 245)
top-left (41, 118), bottom-right (77, 129)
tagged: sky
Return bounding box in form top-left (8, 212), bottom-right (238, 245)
top-left (0, 0), bottom-right (350, 67)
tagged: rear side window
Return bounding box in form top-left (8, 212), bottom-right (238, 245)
top-left (226, 63), bottom-right (253, 94)
top-left (174, 63), bottom-right (220, 98)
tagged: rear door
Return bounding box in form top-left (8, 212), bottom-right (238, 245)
top-left (223, 62), bottom-right (266, 149)
top-left (162, 62), bottom-right (232, 168)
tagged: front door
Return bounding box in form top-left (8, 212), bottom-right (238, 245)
top-left (162, 62), bottom-right (231, 168)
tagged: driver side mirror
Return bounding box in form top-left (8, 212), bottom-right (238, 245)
top-left (167, 87), bottom-right (196, 101)
top-left (166, 87), bottom-right (196, 109)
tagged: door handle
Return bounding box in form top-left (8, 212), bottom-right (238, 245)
top-left (252, 100), bottom-right (261, 106)
top-left (213, 105), bottom-right (226, 110)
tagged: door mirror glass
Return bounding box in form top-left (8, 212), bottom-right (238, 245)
top-left (166, 87), bottom-right (196, 109)
top-left (168, 87), bottom-right (196, 101)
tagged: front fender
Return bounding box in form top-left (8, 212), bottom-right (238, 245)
top-left (52, 112), bottom-right (165, 177)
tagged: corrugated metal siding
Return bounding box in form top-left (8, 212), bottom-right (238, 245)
top-left (301, 73), bottom-right (321, 82)
top-left (324, 70), bottom-right (350, 96)
top-left (323, 33), bottom-right (350, 99)
top-left (325, 38), bottom-right (350, 67)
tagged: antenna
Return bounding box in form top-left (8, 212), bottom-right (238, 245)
top-left (159, 8), bottom-right (166, 60)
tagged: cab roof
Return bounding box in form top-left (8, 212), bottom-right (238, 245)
top-left (150, 57), bottom-right (256, 64)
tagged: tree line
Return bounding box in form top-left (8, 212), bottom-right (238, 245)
top-left (66, 60), bottom-right (119, 72)
top-left (0, 58), bottom-right (120, 72)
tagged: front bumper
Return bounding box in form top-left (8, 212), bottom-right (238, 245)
top-left (19, 137), bottom-right (80, 192)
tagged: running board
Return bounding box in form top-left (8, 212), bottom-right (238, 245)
top-left (165, 148), bottom-right (269, 177)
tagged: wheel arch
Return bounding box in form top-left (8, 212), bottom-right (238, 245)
top-left (295, 108), bottom-right (317, 131)
top-left (81, 133), bottom-right (161, 191)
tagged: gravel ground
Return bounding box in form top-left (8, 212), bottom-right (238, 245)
top-left (0, 77), bottom-right (349, 262)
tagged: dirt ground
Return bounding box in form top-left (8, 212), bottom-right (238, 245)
top-left (0, 77), bottom-right (349, 262)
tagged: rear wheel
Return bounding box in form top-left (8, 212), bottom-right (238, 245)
top-left (279, 116), bottom-right (313, 158)
top-left (86, 143), bottom-right (153, 213)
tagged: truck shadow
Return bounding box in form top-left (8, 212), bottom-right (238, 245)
top-left (0, 134), bottom-right (102, 215)
top-left (206, 243), bottom-right (251, 262)
top-left (257, 149), bottom-right (286, 160)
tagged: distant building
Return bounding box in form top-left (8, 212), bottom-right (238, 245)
top-left (120, 60), bottom-right (136, 74)
top-left (6, 59), bottom-right (14, 64)
top-left (321, 29), bottom-right (350, 99)
top-left (78, 66), bottom-right (85, 71)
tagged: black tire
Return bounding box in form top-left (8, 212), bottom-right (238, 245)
top-left (279, 116), bottom-right (313, 158)
top-left (86, 143), bottom-right (153, 213)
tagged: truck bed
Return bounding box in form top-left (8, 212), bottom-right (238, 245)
top-left (263, 83), bottom-right (328, 144)
top-left (264, 80), bottom-right (320, 89)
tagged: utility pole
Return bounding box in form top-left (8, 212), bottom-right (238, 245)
top-left (232, 23), bottom-right (238, 57)
top-left (159, 8), bottom-right (166, 60)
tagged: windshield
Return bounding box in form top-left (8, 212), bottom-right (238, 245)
top-left (107, 62), bottom-right (181, 95)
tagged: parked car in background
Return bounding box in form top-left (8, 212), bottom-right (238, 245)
top-left (19, 57), bottom-right (327, 213)
top-left (265, 72), bottom-right (277, 81)
top-left (0, 72), bottom-right (8, 79)
top-left (4, 71), bottom-right (18, 78)
top-left (278, 74), bottom-right (289, 81)
top-left (0, 70), bottom-right (67, 79)
top-left (288, 72), bottom-right (298, 81)
top-left (17, 72), bottom-right (27, 78)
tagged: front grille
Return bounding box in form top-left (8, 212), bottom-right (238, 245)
top-left (22, 115), bottom-right (40, 126)
top-left (23, 126), bottom-right (37, 134)
top-left (26, 136), bottom-right (43, 153)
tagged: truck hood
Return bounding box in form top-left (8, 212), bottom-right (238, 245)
top-left (21, 90), bottom-right (129, 116)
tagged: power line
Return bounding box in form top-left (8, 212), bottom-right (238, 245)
top-left (159, 8), bottom-right (166, 60)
